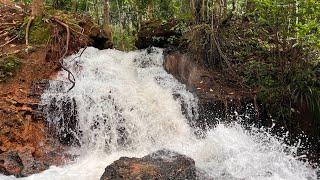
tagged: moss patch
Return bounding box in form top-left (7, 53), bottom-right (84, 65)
top-left (0, 56), bottom-right (21, 82)
top-left (19, 17), bottom-right (51, 45)
top-left (29, 17), bottom-right (51, 45)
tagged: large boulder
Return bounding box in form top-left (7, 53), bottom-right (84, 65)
top-left (100, 149), bottom-right (197, 180)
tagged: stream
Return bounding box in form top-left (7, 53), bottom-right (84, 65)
top-left (1, 47), bottom-right (318, 180)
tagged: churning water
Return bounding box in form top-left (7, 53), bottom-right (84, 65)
top-left (1, 47), bottom-right (318, 180)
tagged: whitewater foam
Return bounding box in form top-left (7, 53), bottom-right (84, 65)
top-left (1, 47), bottom-right (317, 180)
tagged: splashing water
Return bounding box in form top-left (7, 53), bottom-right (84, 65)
top-left (1, 47), bottom-right (318, 180)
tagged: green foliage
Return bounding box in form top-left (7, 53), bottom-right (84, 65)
top-left (243, 61), bottom-right (277, 88)
top-left (29, 18), bottom-right (50, 44)
top-left (289, 64), bottom-right (320, 120)
top-left (111, 25), bottom-right (136, 51)
top-left (19, 17), bottom-right (50, 45)
top-left (0, 56), bottom-right (21, 83)
top-left (250, 0), bottom-right (320, 49)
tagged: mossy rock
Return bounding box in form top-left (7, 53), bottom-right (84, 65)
top-left (0, 56), bottom-right (21, 82)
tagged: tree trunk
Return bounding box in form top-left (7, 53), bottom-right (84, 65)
top-left (31, 0), bottom-right (44, 17)
top-left (72, 0), bottom-right (78, 12)
top-left (103, 0), bottom-right (110, 26)
top-left (201, 0), bottom-right (206, 21)
top-left (213, 0), bottom-right (221, 25)
top-left (232, 0), bottom-right (236, 13)
top-left (191, 0), bottom-right (195, 22)
top-left (147, 0), bottom-right (153, 19)
top-left (195, 0), bottom-right (202, 24)
top-left (103, 0), bottom-right (112, 41)
top-left (52, 0), bottom-right (63, 9)
top-left (223, 0), bottom-right (227, 18)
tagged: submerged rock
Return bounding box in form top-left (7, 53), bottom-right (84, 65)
top-left (100, 149), bottom-right (197, 180)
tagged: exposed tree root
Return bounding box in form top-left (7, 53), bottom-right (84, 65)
top-left (25, 16), bottom-right (34, 47)
top-left (51, 17), bottom-right (76, 92)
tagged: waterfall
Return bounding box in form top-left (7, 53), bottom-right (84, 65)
top-left (1, 47), bottom-right (317, 180)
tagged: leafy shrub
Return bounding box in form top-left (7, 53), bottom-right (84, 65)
top-left (0, 56), bottom-right (21, 82)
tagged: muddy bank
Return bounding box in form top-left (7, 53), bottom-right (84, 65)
top-left (163, 49), bottom-right (320, 165)
top-left (0, 4), bottom-right (112, 176)
top-left (163, 50), bottom-right (258, 128)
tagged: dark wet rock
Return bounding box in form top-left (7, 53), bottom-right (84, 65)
top-left (135, 20), bottom-right (182, 49)
top-left (100, 149), bottom-right (197, 180)
top-left (45, 96), bottom-right (80, 146)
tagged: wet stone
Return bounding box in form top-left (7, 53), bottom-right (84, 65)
top-left (100, 149), bottom-right (197, 180)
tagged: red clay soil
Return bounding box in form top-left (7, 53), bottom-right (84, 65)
top-left (0, 4), bottom-right (67, 177)
top-left (0, 4), bottom-right (112, 177)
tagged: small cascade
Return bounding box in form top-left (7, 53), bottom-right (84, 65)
top-left (2, 47), bottom-right (317, 180)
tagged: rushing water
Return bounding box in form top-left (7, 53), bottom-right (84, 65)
top-left (1, 47), bottom-right (318, 180)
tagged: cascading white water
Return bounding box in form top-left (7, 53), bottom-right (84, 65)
top-left (1, 47), bottom-right (318, 180)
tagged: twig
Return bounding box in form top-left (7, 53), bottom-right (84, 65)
top-left (52, 17), bottom-right (76, 92)
top-left (0, 32), bottom-right (9, 38)
top-left (0, 22), bottom-right (17, 26)
top-left (0, 35), bottom-right (18, 48)
top-left (0, 50), bottom-right (21, 57)
top-left (25, 16), bottom-right (34, 46)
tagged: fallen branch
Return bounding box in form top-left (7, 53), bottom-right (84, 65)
top-left (52, 17), bottom-right (76, 92)
top-left (0, 35), bottom-right (18, 48)
top-left (25, 16), bottom-right (34, 46)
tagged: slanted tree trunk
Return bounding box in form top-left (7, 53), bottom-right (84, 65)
top-left (31, 0), bottom-right (44, 17)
